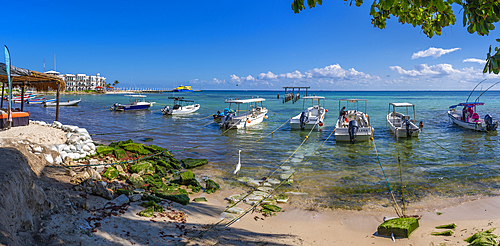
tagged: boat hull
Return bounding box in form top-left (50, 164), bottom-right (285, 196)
top-left (447, 110), bottom-right (493, 132)
top-left (114, 103), bottom-right (152, 111)
top-left (334, 110), bottom-right (373, 142)
top-left (43, 99), bottom-right (81, 107)
top-left (220, 109), bottom-right (268, 129)
top-left (290, 106), bottom-right (326, 130)
top-left (162, 104), bottom-right (200, 115)
top-left (386, 112), bottom-right (420, 138)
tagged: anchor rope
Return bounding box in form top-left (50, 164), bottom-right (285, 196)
top-left (255, 117), bottom-right (291, 142)
top-left (371, 138), bottom-right (404, 218)
top-left (185, 122), bottom-right (319, 244)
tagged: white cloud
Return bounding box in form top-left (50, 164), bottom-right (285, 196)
top-left (411, 47), bottom-right (461, 59)
top-left (463, 58), bottom-right (486, 65)
top-left (304, 64), bottom-right (379, 80)
top-left (244, 75), bottom-right (255, 81)
top-left (258, 71), bottom-right (278, 80)
top-left (279, 70), bottom-right (304, 79)
top-left (390, 63), bottom-right (500, 82)
top-left (230, 74), bottom-right (242, 82)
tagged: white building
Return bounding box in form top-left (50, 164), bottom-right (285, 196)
top-left (44, 70), bottom-right (106, 91)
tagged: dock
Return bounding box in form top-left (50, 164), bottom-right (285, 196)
top-left (106, 88), bottom-right (202, 94)
top-left (281, 86), bottom-right (310, 104)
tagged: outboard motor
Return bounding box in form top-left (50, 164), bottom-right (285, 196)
top-left (162, 106), bottom-right (171, 115)
top-left (299, 110), bottom-right (309, 130)
top-left (484, 114), bottom-right (499, 131)
top-left (222, 112), bottom-right (235, 129)
top-left (348, 120), bottom-right (359, 144)
top-left (403, 119), bottom-right (412, 137)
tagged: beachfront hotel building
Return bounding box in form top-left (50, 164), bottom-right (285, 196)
top-left (44, 70), bottom-right (106, 91)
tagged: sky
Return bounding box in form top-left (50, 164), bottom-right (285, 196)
top-left (3, 0), bottom-right (500, 91)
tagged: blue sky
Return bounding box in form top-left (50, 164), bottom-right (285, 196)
top-left (3, 1), bottom-right (500, 90)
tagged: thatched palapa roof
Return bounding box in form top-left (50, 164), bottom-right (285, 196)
top-left (0, 63), bottom-right (66, 91)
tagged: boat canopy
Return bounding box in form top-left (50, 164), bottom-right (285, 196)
top-left (390, 102), bottom-right (414, 107)
top-left (302, 96), bottom-right (325, 100)
top-left (125, 95), bottom-right (147, 98)
top-left (449, 102), bottom-right (484, 108)
top-left (339, 99), bottom-right (367, 103)
top-left (225, 98), bottom-right (265, 104)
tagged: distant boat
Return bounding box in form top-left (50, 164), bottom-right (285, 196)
top-left (334, 99), bottom-right (374, 143)
top-left (219, 98), bottom-right (268, 129)
top-left (161, 97), bottom-right (200, 115)
top-left (448, 102), bottom-right (498, 132)
top-left (111, 95), bottom-right (155, 111)
top-left (290, 96), bottom-right (327, 130)
top-left (43, 99), bottom-right (81, 107)
top-left (172, 85), bottom-right (192, 92)
top-left (387, 102), bottom-right (421, 138)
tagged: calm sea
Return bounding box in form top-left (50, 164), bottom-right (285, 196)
top-left (17, 90), bottom-right (500, 209)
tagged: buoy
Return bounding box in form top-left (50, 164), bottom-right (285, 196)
top-left (371, 128), bottom-right (375, 133)
top-left (370, 136), bottom-right (374, 140)
top-left (305, 136), bottom-right (308, 139)
top-left (325, 109), bottom-right (328, 112)
top-left (319, 122), bottom-right (323, 126)
top-left (264, 115), bottom-right (268, 119)
top-left (247, 120), bottom-right (251, 124)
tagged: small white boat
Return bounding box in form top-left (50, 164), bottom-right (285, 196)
top-left (111, 95), bottom-right (155, 111)
top-left (27, 98), bottom-right (56, 104)
top-left (448, 102), bottom-right (498, 132)
top-left (334, 99), bottom-right (374, 143)
top-left (387, 103), bottom-right (421, 138)
top-left (43, 99), bottom-right (81, 107)
top-left (290, 96), bottom-right (327, 130)
top-left (161, 97), bottom-right (200, 115)
top-left (219, 98), bottom-right (268, 129)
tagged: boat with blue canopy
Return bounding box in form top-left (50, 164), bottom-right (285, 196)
top-left (448, 102), bottom-right (498, 132)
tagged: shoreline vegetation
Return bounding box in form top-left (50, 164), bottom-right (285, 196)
top-left (1, 122), bottom-right (500, 244)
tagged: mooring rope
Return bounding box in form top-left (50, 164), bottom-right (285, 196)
top-left (185, 123), bottom-right (319, 244)
top-left (371, 138), bottom-right (404, 217)
top-left (255, 117), bottom-right (291, 142)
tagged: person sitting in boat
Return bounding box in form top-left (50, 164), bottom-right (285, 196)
top-left (340, 106), bottom-right (346, 117)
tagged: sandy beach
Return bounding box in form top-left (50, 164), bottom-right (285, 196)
top-left (1, 123), bottom-right (499, 246)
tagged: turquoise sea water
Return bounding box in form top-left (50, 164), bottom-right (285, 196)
top-left (18, 90), bottom-right (500, 209)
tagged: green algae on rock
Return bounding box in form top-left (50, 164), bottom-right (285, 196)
top-left (464, 228), bottom-right (498, 246)
top-left (102, 166), bottom-right (119, 180)
top-left (377, 217), bottom-right (419, 238)
top-left (205, 179), bottom-right (220, 194)
top-left (113, 148), bottom-right (127, 159)
top-left (431, 230), bottom-right (453, 236)
top-left (130, 161), bottom-right (155, 174)
top-left (182, 158), bottom-right (208, 169)
top-left (435, 223), bottom-right (456, 229)
top-left (142, 194), bottom-right (162, 203)
top-left (139, 201), bottom-right (163, 212)
top-left (96, 146), bottom-right (114, 155)
top-left (193, 197), bottom-right (207, 202)
top-left (138, 206), bottom-right (155, 217)
top-left (154, 192), bottom-right (190, 205)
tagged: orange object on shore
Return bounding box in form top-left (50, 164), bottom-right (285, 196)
top-left (0, 111), bottom-right (30, 128)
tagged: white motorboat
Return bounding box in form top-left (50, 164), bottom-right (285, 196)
top-left (387, 103), bottom-right (421, 138)
top-left (290, 96), bottom-right (327, 130)
top-left (448, 102), bottom-right (498, 132)
top-left (334, 99), bottom-right (374, 143)
top-left (111, 95), bottom-right (155, 111)
top-left (161, 97), bottom-right (200, 115)
top-left (219, 98), bottom-right (268, 129)
top-left (43, 98), bottom-right (81, 107)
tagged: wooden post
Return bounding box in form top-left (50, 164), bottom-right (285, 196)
top-left (20, 82), bottom-right (25, 112)
top-left (56, 81), bottom-right (60, 121)
top-left (1, 82), bottom-right (4, 108)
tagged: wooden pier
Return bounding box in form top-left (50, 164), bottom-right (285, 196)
top-left (282, 86), bottom-right (310, 104)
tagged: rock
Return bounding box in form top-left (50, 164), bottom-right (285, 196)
top-left (102, 166), bottom-right (119, 180)
top-left (205, 179), bottom-right (220, 194)
top-left (69, 145), bottom-right (77, 153)
top-left (226, 194), bottom-right (245, 203)
top-left (87, 142), bottom-right (96, 150)
top-left (75, 143), bottom-right (82, 151)
top-left (54, 155), bottom-right (63, 165)
top-left (82, 144), bottom-right (91, 152)
top-left (226, 207), bottom-right (245, 214)
top-left (91, 181), bottom-right (114, 200)
top-left (70, 171), bottom-right (90, 184)
top-left (219, 212), bottom-right (238, 220)
top-left (246, 180), bottom-right (261, 187)
top-left (74, 219), bottom-right (91, 231)
top-left (33, 146), bottom-right (42, 153)
top-left (154, 192), bottom-right (190, 205)
top-left (86, 168), bottom-right (102, 181)
top-left (129, 173), bottom-right (144, 187)
top-left (66, 169), bottom-right (77, 177)
top-left (44, 154), bottom-right (54, 164)
top-left (113, 148), bottom-right (127, 159)
top-left (377, 217), bottom-right (419, 238)
top-left (96, 146), bottom-right (114, 155)
top-left (193, 197), bottom-right (207, 202)
top-left (138, 206), bottom-right (155, 217)
top-left (261, 204), bottom-right (282, 212)
top-left (179, 170), bottom-right (195, 185)
top-left (50, 145), bottom-right (58, 152)
top-left (121, 143), bottom-right (150, 155)
top-left (111, 194), bottom-right (129, 206)
top-left (130, 161), bottom-right (155, 175)
top-left (129, 194), bottom-right (142, 202)
top-left (182, 158), bottom-right (209, 169)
